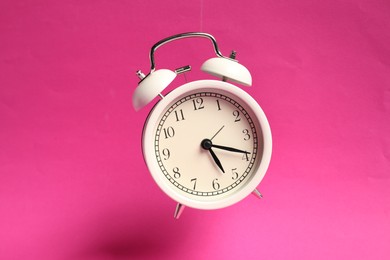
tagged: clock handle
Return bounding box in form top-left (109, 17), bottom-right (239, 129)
top-left (149, 32), bottom-right (232, 72)
top-left (133, 32), bottom-right (252, 110)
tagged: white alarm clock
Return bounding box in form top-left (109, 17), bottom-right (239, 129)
top-left (132, 32), bottom-right (272, 219)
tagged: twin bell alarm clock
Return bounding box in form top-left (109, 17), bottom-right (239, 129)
top-left (132, 32), bottom-right (272, 219)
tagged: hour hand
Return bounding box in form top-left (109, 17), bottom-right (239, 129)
top-left (209, 148), bottom-right (225, 173)
top-left (201, 139), bottom-right (225, 173)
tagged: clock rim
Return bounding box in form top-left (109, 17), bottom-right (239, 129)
top-left (142, 79), bottom-right (272, 210)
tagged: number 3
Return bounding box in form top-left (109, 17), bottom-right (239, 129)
top-left (243, 129), bottom-right (251, 141)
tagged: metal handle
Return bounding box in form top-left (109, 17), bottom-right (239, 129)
top-left (149, 32), bottom-right (227, 72)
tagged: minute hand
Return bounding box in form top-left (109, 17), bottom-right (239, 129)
top-left (211, 144), bottom-right (250, 154)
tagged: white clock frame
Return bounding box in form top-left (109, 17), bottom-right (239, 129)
top-left (142, 80), bottom-right (272, 210)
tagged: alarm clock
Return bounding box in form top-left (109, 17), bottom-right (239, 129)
top-left (132, 32), bottom-right (272, 219)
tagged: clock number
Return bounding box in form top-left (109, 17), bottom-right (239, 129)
top-left (242, 153), bottom-right (249, 162)
top-left (232, 168), bottom-right (239, 180)
top-left (174, 109), bottom-right (185, 122)
top-left (192, 98), bottom-right (204, 110)
top-left (173, 167), bottom-right (181, 179)
top-left (212, 178), bottom-right (220, 190)
top-left (162, 148), bottom-right (170, 160)
top-left (233, 110), bottom-right (241, 122)
top-left (243, 129), bottom-right (251, 141)
top-left (163, 126), bottom-right (175, 139)
top-left (190, 178), bottom-right (197, 190)
top-left (216, 99), bottom-right (222, 111)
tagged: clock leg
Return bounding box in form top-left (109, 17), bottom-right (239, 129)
top-left (252, 188), bottom-right (263, 199)
top-left (174, 203), bottom-right (185, 219)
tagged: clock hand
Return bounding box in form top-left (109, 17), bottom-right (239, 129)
top-left (201, 139), bottom-right (225, 173)
top-left (209, 148), bottom-right (225, 173)
top-left (207, 126), bottom-right (249, 154)
top-left (211, 144), bottom-right (251, 154)
top-left (210, 125), bottom-right (225, 141)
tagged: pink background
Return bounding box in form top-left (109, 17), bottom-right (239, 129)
top-left (1, 0), bottom-right (389, 259)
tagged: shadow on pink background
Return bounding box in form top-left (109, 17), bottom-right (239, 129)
top-left (1, 0), bottom-right (389, 259)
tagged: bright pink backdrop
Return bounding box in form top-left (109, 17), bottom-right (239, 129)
top-left (1, 0), bottom-right (389, 259)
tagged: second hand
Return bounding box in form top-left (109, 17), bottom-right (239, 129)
top-left (210, 125), bottom-right (225, 141)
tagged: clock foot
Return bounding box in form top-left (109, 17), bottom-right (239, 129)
top-left (174, 203), bottom-right (185, 219)
top-left (252, 188), bottom-right (263, 199)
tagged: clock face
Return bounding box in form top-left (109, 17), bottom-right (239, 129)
top-left (143, 80), bottom-right (272, 209)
